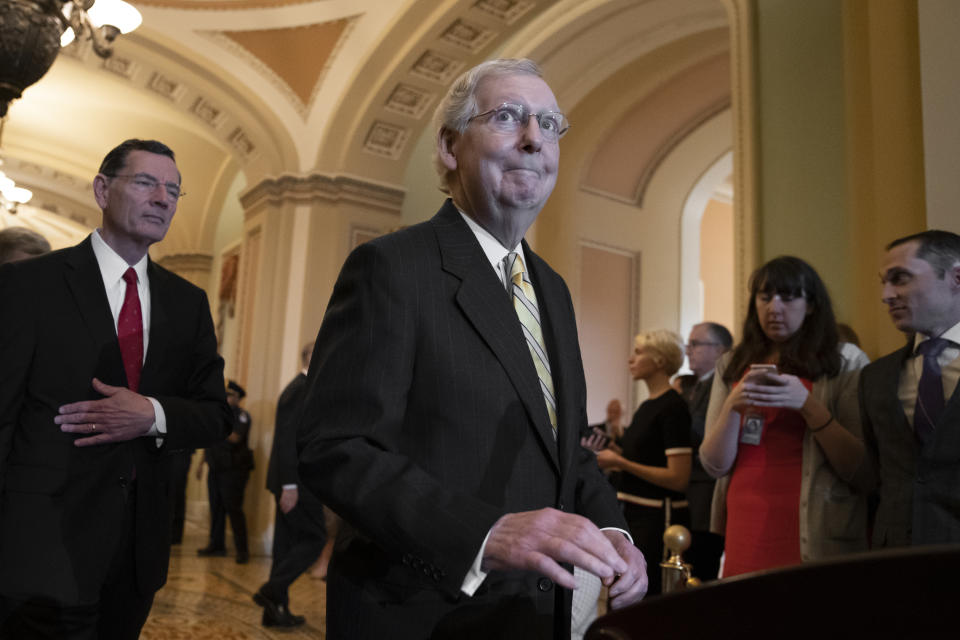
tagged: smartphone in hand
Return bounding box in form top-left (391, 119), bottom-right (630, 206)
top-left (748, 363), bottom-right (779, 385)
top-left (580, 424), bottom-right (610, 449)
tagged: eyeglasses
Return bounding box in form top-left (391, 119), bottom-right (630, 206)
top-left (107, 173), bottom-right (185, 200)
top-left (468, 103), bottom-right (570, 141)
top-left (686, 340), bottom-right (722, 350)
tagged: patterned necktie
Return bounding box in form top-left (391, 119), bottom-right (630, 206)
top-left (504, 252), bottom-right (557, 436)
top-left (914, 337), bottom-right (950, 444)
top-left (118, 267), bottom-right (143, 392)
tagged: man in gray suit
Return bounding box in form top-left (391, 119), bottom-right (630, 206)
top-left (298, 58), bottom-right (646, 639)
top-left (859, 230), bottom-right (960, 547)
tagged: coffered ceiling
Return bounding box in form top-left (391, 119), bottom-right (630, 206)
top-left (1, 0), bottom-right (730, 259)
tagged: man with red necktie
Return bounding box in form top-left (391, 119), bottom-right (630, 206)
top-left (0, 139), bottom-right (231, 639)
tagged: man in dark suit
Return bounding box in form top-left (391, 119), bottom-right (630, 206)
top-left (298, 58), bottom-right (646, 640)
top-left (0, 139), bottom-right (231, 639)
top-left (682, 321), bottom-right (731, 580)
top-left (254, 342), bottom-right (326, 628)
top-left (859, 230), bottom-right (960, 547)
top-left (198, 380), bottom-right (253, 563)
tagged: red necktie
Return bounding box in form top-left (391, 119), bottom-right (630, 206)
top-left (118, 267), bottom-right (143, 392)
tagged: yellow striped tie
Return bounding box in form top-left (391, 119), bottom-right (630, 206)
top-left (505, 252), bottom-right (557, 436)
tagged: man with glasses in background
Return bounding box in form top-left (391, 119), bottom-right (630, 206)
top-left (0, 139), bottom-right (230, 639)
top-left (298, 59), bottom-right (647, 639)
top-left (683, 322), bottom-right (732, 580)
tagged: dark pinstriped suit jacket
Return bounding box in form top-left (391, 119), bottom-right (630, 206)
top-left (859, 343), bottom-right (960, 547)
top-left (0, 237), bottom-right (231, 606)
top-left (297, 201), bottom-right (626, 639)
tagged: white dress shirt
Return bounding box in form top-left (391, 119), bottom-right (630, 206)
top-left (898, 320), bottom-right (960, 426)
top-left (90, 230), bottom-right (167, 437)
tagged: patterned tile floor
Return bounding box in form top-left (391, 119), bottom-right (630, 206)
top-left (141, 522), bottom-right (325, 639)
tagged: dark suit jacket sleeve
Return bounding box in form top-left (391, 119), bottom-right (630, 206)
top-left (148, 278), bottom-right (231, 452)
top-left (0, 262), bottom-right (33, 485)
top-left (273, 375), bottom-right (306, 489)
top-left (297, 240), bottom-right (503, 595)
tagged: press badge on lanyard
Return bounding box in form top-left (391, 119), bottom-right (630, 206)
top-left (740, 410), bottom-right (764, 445)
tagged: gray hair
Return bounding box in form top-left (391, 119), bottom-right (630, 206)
top-left (432, 58), bottom-right (544, 193)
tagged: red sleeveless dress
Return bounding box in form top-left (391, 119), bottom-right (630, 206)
top-left (723, 378), bottom-right (813, 577)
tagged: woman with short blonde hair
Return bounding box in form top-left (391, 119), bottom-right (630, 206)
top-left (596, 329), bottom-right (692, 595)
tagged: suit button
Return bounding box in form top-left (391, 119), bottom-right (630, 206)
top-left (557, 501), bottom-right (565, 511)
top-left (537, 578), bottom-right (553, 592)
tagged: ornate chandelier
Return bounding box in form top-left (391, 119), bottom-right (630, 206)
top-left (0, 0), bottom-right (142, 117)
top-left (0, 120), bottom-right (32, 212)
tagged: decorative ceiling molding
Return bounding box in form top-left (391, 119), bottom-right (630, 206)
top-left (440, 18), bottom-right (496, 52)
top-left (240, 172), bottom-right (405, 214)
top-left (57, 37), bottom-right (262, 165)
top-left (334, 0), bottom-right (554, 172)
top-left (362, 121), bottom-right (410, 160)
top-left (384, 83), bottom-right (436, 119)
top-left (134, 0), bottom-right (318, 10)
top-left (147, 71), bottom-right (189, 102)
top-left (410, 50), bottom-right (465, 86)
top-left (474, 0), bottom-right (537, 24)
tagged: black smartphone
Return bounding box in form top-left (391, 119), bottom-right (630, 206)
top-left (580, 424), bottom-right (610, 448)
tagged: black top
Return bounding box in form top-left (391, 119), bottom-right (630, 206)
top-left (618, 388), bottom-right (692, 502)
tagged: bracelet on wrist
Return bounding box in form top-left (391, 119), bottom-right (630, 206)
top-left (809, 414), bottom-right (833, 433)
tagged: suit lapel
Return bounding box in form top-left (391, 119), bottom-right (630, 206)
top-left (139, 260), bottom-right (170, 393)
top-left (434, 203), bottom-right (560, 472)
top-left (63, 237), bottom-right (127, 389)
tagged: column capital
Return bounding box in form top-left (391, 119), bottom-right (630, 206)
top-left (240, 172), bottom-right (405, 215)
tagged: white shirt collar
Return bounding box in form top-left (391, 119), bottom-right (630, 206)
top-left (90, 229), bottom-right (149, 285)
top-left (456, 208), bottom-right (526, 284)
top-left (914, 319), bottom-right (960, 353)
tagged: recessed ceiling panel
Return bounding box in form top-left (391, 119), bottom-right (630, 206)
top-left (218, 17), bottom-right (352, 108)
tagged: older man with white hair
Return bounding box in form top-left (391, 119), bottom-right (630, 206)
top-left (298, 58), bottom-right (647, 639)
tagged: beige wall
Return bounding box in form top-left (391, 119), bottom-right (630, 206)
top-left (700, 197), bottom-right (735, 335)
top-left (918, 0), bottom-right (960, 234)
top-left (579, 245), bottom-right (635, 424)
top-left (736, 0), bottom-right (927, 360)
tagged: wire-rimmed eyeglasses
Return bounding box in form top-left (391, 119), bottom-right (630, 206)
top-left (468, 103), bottom-right (570, 141)
top-left (107, 173), bottom-right (185, 201)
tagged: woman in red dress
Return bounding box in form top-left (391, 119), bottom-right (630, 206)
top-left (699, 256), bottom-right (870, 577)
